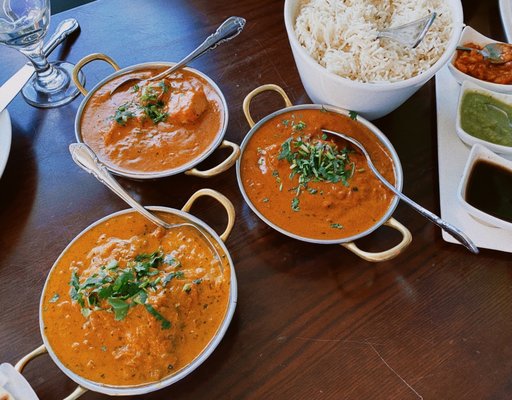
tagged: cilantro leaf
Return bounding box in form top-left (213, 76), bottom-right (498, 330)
top-left (108, 298), bottom-right (130, 321)
top-left (145, 304), bottom-right (171, 329)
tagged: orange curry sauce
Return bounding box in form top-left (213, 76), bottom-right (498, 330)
top-left (240, 109), bottom-right (396, 240)
top-left (80, 67), bottom-right (224, 174)
top-left (454, 42), bottom-right (512, 84)
top-left (42, 211), bottom-right (230, 386)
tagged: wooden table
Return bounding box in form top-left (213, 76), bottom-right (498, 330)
top-left (1, 0), bottom-right (511, 398)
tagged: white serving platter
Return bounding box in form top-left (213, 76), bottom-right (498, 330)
top-left (435, 65), bottom-right (512, 253)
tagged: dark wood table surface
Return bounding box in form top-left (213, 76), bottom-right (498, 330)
top-left (1, 0), bottom-right (511, 399)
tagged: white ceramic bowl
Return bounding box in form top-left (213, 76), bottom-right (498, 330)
top-left (457, 144), bottom-right (512, 231)
top-left (456, 80), bottom-right (512, 155)
top-left (283, 0), bottom-right (464, 120)
top-left (448, 26), bottom-right (512, 94)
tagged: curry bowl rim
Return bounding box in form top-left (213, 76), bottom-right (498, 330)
top-left (38, 205), bottom-right (237, 396)
top-left (235, 103), bottom-right (403, 244)
top-left (74, 61), bottom-right (230, 180)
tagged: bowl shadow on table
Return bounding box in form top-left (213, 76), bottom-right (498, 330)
top-left (0, 121), bottom-right (37, 268)
top-left (235, 197), bottom-right (411, 297)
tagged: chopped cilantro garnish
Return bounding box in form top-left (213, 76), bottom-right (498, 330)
top-left (331, 223), bottom-right (344, 229)
top-left (348, 110), bottom-right (358, 120)
top-left (49, 293), bottom-right (60, 303)
top-left (291, 197), bottom-right (300, 212)
top-left (68, 250), bottom-right (190, 329)
top-left (139, 85), bottom-right (169, 124)
top-left (278, 135), bottom-right (354, 188)
top-left (293, 121), bottom-right (306, 131)
top-left (145, 304), bottom-right (171, 329)
top-left (113, 103), bottom-right (135, 125)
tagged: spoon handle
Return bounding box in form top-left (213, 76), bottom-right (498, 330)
top-left (69, 143), bottom-right (170, 229)
top-left (42, 18), bottom-right (79, 56)
top-left (321, 129), bottom-right (479, 254)
top-left (374, 170), bottom-right (479, 253)
top-left (150, 16), bottom-right (246, 81)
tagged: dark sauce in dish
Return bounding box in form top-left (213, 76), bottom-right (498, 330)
top-left (465, 160), bottom-right (512, 223)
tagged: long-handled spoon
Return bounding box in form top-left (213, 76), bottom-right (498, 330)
top-left (456, 42), bottom-right (512, 64)
top-left (377, 12), bottom-right (436, 48)
top-left (110, 16), bottom-right (245, 95)
top-left (321, 129), bottom-right (479, 254)
top-left (69, 143), bottom-right (224, 268)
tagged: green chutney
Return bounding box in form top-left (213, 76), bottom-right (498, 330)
top-left (460, 91), bottom-right (512, 147)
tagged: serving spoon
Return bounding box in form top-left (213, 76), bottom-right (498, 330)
top-left (110, 16), bottom-right (246, 95)
top-left (69, 143), bottom-right (224, 269)
top-left (377, 12), bottom-right (436, 48)
top-left (321, 129), bottom-right (479, 254)
top-left (456, 43), bottom-right (512, 64)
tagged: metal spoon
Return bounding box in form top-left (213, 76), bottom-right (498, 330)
top-left (321, 129), bottom-right (479, 254)
top-left (456, 43), bottom-right (512, 64)
top-left (68, 143), bottom-right (223, 267)
top-left (110, 16), bottom-right (246, 95)
top-left (377, 12), bottom-right (436, 48)
top-left (485, 103), bottom-right (512, 127)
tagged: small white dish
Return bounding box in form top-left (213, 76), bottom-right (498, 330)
top-left (457, 143), bottom-right (512, 231)
top-left (456, 80), bottom-right (512, 155)
top-left (448, 26), bottom-right (512, 94)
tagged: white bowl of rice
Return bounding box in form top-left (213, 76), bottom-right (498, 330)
top-left (284, 0), bottom-right (464, 120)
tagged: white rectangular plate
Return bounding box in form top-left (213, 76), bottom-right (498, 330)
top-left (435, 66), bottom-right (512, 253)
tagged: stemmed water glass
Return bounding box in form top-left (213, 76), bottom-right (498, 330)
top-left (0, 0), bottom-right (83, 108)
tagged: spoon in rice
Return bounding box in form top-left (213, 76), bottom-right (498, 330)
top-left (69, 143), bottom-right (225, 270)
top-left (376, 12), bottom-right (437, 48)
top-left (321, 129), bottom-right (479, 254)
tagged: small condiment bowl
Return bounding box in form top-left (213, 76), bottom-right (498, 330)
top-left (448, 26), bottom-right (512, 94)
top-left (457, 143), bottom-right (512, 231)
top-left (456, 80), bottom-right (512, 155)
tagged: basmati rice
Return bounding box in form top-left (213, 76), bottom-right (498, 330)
top-left (294, 0), bottom-right (453, 83)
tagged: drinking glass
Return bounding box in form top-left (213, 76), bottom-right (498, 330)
top-left (0, 0), bottom-right (83, 108)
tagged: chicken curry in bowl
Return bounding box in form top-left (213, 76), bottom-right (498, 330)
top-left (79, 66), bottom-right (224, 175)
top-left (239, 108), bottom-right (396, 241)
top-left (41, 209), bottom-right (232, 387)
top-left (73, 56), bottom-right (239, 179)
top-left (236, 84), bottom-right (411, 262)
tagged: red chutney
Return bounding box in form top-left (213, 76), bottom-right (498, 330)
top-left (42, 211), bottom-right (230, 386)
top-left (454, 42), bottom-right (512, 84)
top-left (240, 109), bottom-right (396, 240)
top-left (80, 67), bottom-right (225, 174)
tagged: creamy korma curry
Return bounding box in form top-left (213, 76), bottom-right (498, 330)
top-left (42, 211), bottom-right (230, 386)
top-left (80, 67), bottom-right (225, 174)
top-left (240, 109), bottom-right (396, 240)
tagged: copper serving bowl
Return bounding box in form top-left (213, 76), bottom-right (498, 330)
top-left (236, 84), bottom-right (412, 262)
top-left (14, 189), bottom-right (237, 398)
top-left (72, 53), bottom-right (240, 180)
